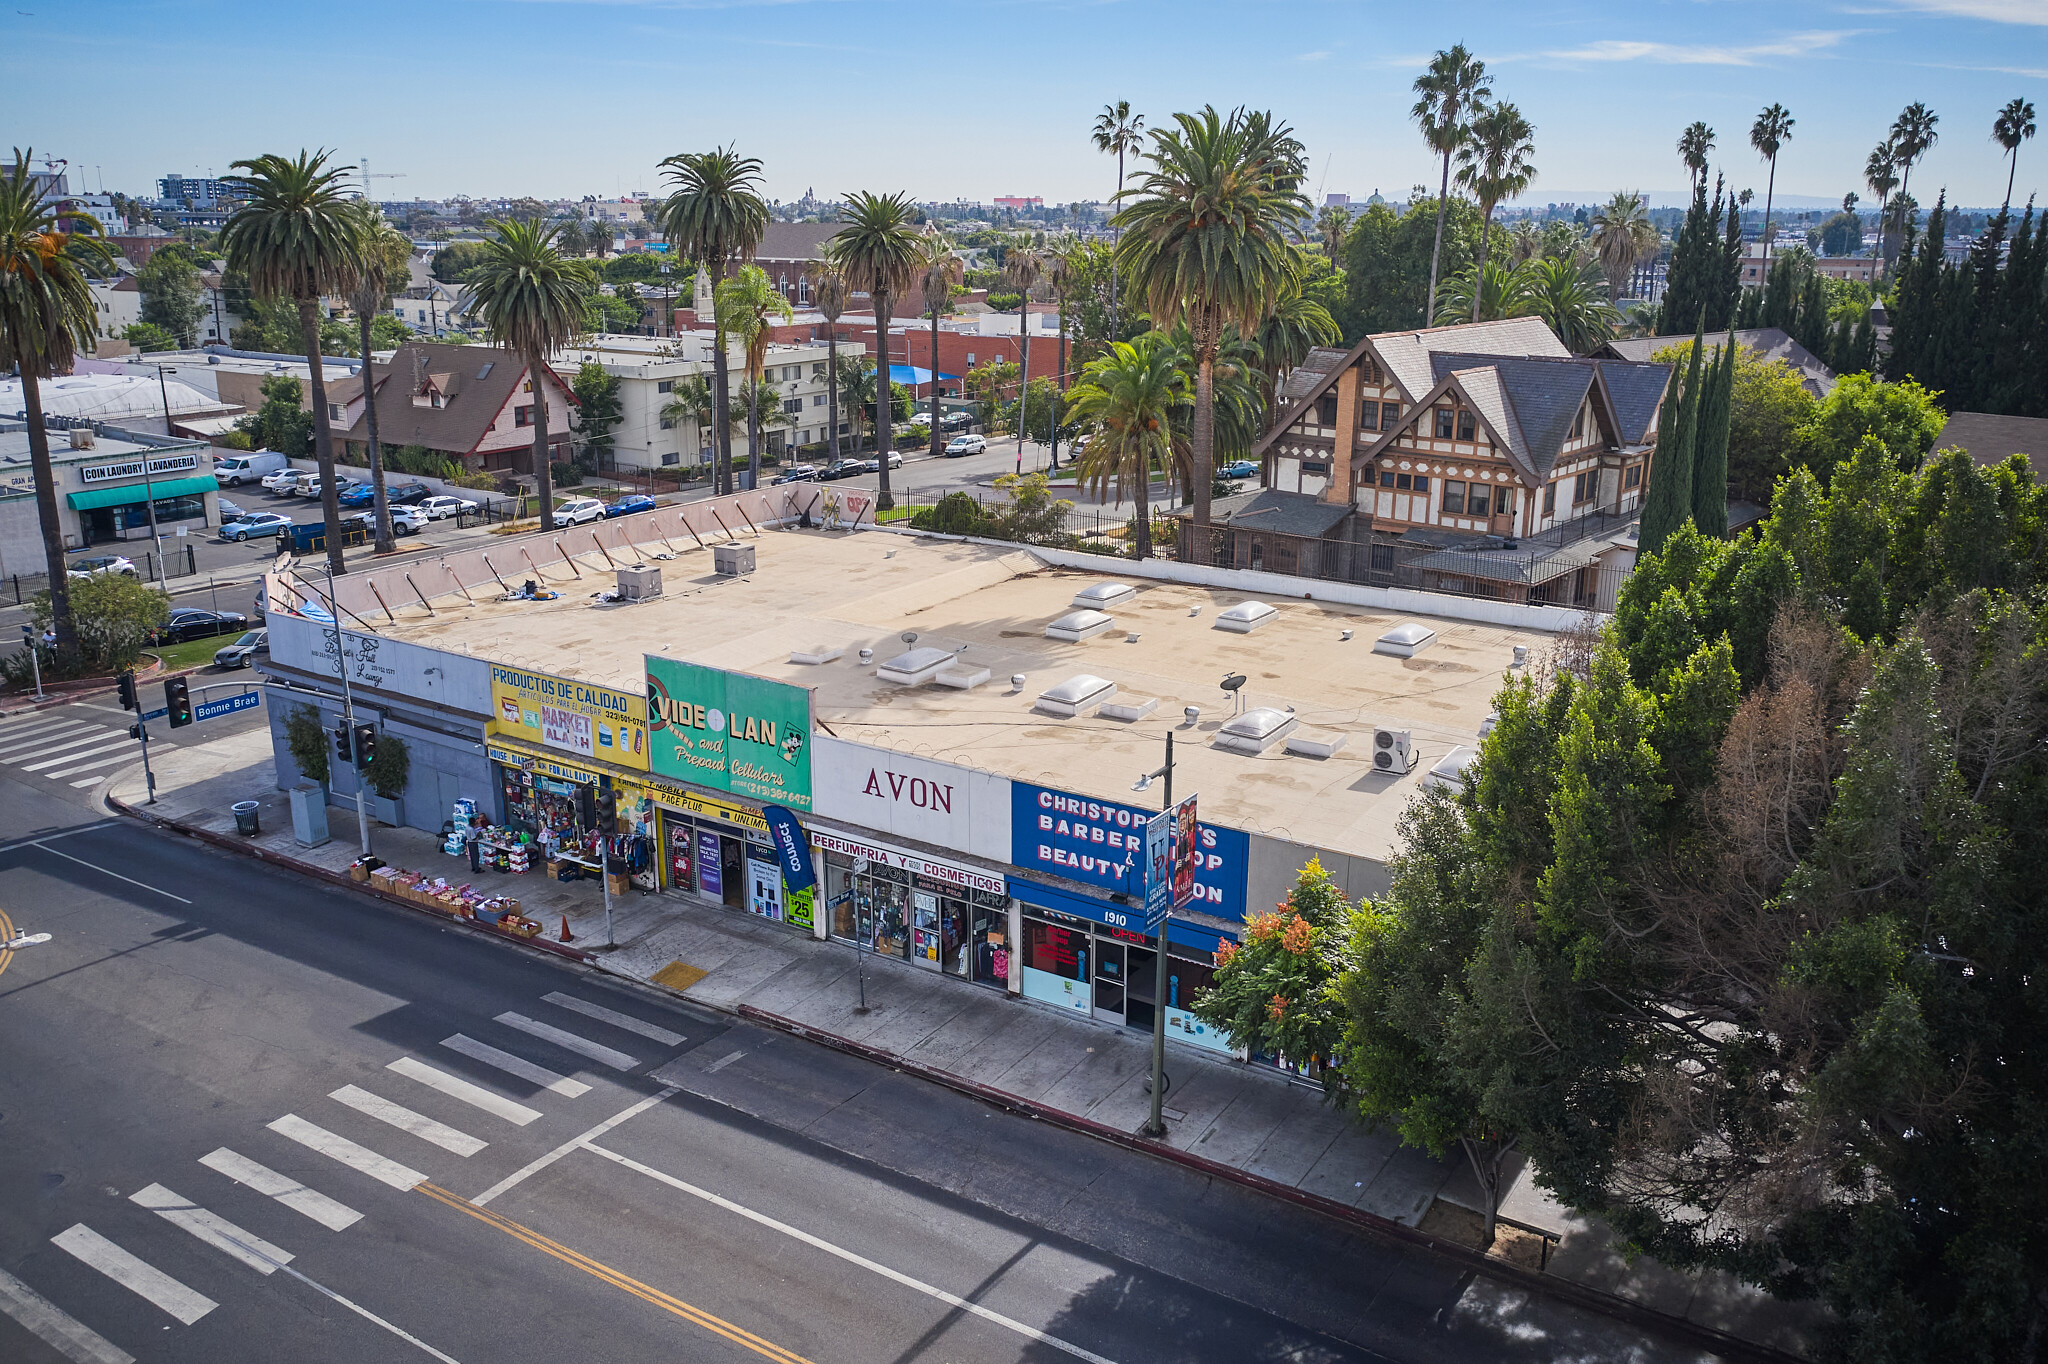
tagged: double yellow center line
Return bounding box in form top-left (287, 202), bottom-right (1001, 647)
top-left (417, 1182), bottom-right (813, 1364)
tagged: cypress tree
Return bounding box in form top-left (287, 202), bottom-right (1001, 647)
top-left (1661, 177), bottom-right (1715, 336)
top-left (1712, 191), bottom-right (1744, 331)
top-left (1691, 339), bottom-right (1735, 536)
top-left (1828, 314), bottom-right (1855, 373)
top-left (1795, 271), bottom-right (1830, 357)
top-left (1640, 323), bottom-right (1706, 554)
top-left (1736, 286), bottom-right (1763, 329)
top-left (1761, 255), bottom-right (1797, 331)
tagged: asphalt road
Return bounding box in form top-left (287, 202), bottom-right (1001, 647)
top-left (0, 709), bottom-right (1726, 1363)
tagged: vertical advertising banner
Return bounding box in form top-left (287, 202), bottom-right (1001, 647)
top-left (645, 656), bottom-right (814, 811)
top-left (1170, 793), bottom-right (1200, 910)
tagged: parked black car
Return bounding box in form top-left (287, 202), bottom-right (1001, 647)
top-left (387, 482), bottom-right (433, 505)
top-left (820, 459), bottom-right (866, 481)
top-left (150, 608), bottom-right (249, 645)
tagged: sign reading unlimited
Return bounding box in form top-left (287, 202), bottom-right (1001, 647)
top-left (489, 665), bottom-right (648, 770)
top-left (1011, 781), bottom-right (1249, 922)
top-left (645, 656), bottom-right (814, 812)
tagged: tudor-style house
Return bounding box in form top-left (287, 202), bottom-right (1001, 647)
top-left (327, 341), bottom-right (578, 478)
top-left (1190, 318), bottom-right (1673, 606)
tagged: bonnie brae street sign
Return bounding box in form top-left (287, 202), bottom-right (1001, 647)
top-left (645, 655), bottom-right (815, 812)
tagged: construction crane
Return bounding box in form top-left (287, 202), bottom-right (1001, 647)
top-left (360, 158), bottom-right (407, 201)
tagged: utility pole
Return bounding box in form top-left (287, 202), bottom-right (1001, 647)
top-left (146, 365), bottom-right (175, 588)
top-left (325, 567), bottom-right (373, 858)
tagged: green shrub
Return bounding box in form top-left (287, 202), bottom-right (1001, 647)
top-left (549, 460), bottom-right (584, 487)
top-left (366, 732), bottom-right (409, 798)
top-left (24, 576), bottom-right (171, 675)
top-left (910, 491), bottom-right (986, 536)
top-left (284, 704), bottom-right (329, 785)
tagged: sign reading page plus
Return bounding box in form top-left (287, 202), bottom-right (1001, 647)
top-left (1012, 782), bottom-right (1248, 922)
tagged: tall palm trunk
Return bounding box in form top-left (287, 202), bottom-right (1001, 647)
top-left (354, 309), bottom-right (394, 553)
top-left (1192, 345), bottom-right (1215, 535)
top-left (1471, 204), bottom-right (1498, 323)
top-left (706, 253), bottom-right (733, 496)
top-left (298, 296), bottom-right (346, 577)
top-left (1761, 158), bottom-right (1778, 272)
top-left (1428, 150), bottom-right (1453, 324)
top-left (1051, 307), bottom-right (1067, 470)
top-left (21, 372), bottom-right (78, 667)
top-left (529, 352), bottom-right (555, 532)
top-left (1017, 311), bottom-right (1032, 467)
top-left (1111, 148), bottom-right (1125, 335)
top-left (1134, 454), bottom-right (1151, 561)
top-left (825, 331), bottom-right (840, 460)
top-left (927, 310), bottom-right (945, 461)
top-left (1871, 189), bottom-right (1889, 271)
top-left (746, 379), bottom-right (762, 490)
top-left (2005, 155), bottom-right (2018, 214)
top-left (873, 291), bottom-right (896, 511)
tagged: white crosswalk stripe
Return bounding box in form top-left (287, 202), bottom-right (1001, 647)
top-left (0, 722), bottom-right (99, 759)
top-left (495, 1012), bottom-right (640, 1071)
top-left (0, 713), bottom-right (99, 739)
top-left (199, 1148), bottom-right (362, 1230)
top-left (131, 1183), bottom-right (294, 1276)
top-left (0, 1265), bottom-right (136, 1364)
top-left (541, 992), bottom-right (687, 1047)
top-left (387, 1057), bottom-right (541, 1126)
top-left (46, 745), bottom-right (171, 779)
top-left (329, 1084), bottom-right (487, 1156)
top-left (50, 1224), bottom-right (217, 1325)
top-left (20, 740), bottom-right (142, 773)
top-left (268, 1114), bottom-right (426, 1190)
top-left (440, 1033), bottom-right (591, 1097)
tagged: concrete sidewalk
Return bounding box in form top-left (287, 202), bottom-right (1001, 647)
top-left (110, 722), bottom-right (1817, 1361)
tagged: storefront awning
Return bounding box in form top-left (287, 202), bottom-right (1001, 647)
top-left (66, 474), bottom-right (219, 511)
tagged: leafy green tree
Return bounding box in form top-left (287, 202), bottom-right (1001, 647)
top-left (29, 574), bottom-right (170, 673)
top-left (429, 240), bottom-right (488, 284)
top-left (1639, 324), bottom-right (1705, 553)
top-left (220, 149), bottom-right (364, 578)
top-left (1, 147), bottom-right (114, 668)
top-left (1192, 859), bottom-right (1352, 1074)
top-left (122, 321), bottom-right (177, 352)
top-left (137, 248), bottom-right (202, 345)
top-left (982, 471), bottom-right (1072, 544)
top-left (1116, 105), bottom-right (1309, 531)
top-left (1690, 337), bottom-right (1736, 534)
top-left (572, 361), bottom-right (622, 470)
top-left (234, 371), bottom-right (314, 457)
top-left (1795, 370), bottom-right (1946, 479)
top-left (1340, 195), bottom-right (1484, 337)
top-left (964, 358), bottom-right (1019, 432)
top-left (464, 218), bottom-right (594, 532)
top-left (825, 191), bottom-right (921, 511)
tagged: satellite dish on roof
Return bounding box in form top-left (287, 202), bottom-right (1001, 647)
top-left (901, 631), bottom-right (918, 645)
top-left (1220, 673), bottom-right (1247, 692)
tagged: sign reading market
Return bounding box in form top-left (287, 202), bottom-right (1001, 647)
top-left (645, 655), bottom-right (815, 811)
top-left (488, 664), bottom-right (648, 771)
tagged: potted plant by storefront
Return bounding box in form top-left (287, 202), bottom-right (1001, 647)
top-left (365, 734), bottom-right (410, 827)
top-left (284, 705), bottom-right (330, 803)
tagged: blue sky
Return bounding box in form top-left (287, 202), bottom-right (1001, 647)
top-left (5, 1), bottom-right (2042, 211)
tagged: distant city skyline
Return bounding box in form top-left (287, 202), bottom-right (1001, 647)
top-left (5, 0), bottom-right (2040, 214)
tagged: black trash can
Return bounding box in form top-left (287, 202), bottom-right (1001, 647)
top-left (232, 801), bottom-right (260, 836)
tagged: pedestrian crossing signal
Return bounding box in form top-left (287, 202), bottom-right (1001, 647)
top-left (165, 676), bottom-right (192, 728)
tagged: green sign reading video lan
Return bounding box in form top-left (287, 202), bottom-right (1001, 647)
top-left (644, 655), bottom-right (814, 812)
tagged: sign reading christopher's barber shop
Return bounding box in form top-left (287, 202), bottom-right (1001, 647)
top-left (645, 655), bottom-right (814, 811)
top-left (1011, 781), bottom-right (1248, 921)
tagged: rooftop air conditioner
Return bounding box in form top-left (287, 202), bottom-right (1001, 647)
top-left (1372, 727), bottom-right (1419, 774)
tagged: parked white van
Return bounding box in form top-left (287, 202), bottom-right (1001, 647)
top-left (214, 451), bottom-right (290, 487)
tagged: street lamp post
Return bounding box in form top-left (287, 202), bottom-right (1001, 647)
top-left (325, 567), bottom-right (374, 859)
top-left (1133, 729), bottom-right (1175, 1139)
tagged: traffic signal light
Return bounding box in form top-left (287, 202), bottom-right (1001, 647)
top-left (596, 784), bottom-right (617, 824)
top-left (353, 724), bottom-right (377, 768)
top-left (165, 676), bottom-right (192, 728)
top-left (333, 721), bottom-right (353, 766)
top-left (117, 670), bottom-right (138, 711)
top-left (129, 722), bottom-right (146, 741)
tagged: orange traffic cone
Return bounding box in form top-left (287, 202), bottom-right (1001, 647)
top-left (558, 916), bottom-right (574, 943)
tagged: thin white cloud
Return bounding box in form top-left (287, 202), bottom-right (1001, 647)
top-left (1297, 50), bottom-right (1331, 63)
top-left (1858, 0), bottom-right (2048, 23)
top-left (1524, 31), bottom-right (1856, 66)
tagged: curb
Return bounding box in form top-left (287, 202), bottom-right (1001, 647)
top-left (110, 793), bottom-right (1802, 1364)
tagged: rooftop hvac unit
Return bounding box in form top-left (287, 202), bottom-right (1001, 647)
top-left (68, 427), bottom-right (95, 450)
top-left (712, 542), bottom-right (756, 577)
top-left (616, 564), bottom-right (662, 601)
top-left (1372, 727), bottom-right (1419, 774)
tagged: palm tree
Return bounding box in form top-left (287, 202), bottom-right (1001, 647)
top-left (1090, 101), bottom-right (1145, 333)
top-left (1250, 276), bottom-right (1338, 405)
top-left (1517, 255), bottom-right (1619, 354)
top-left (1864, 141), bottom-right (1899, 272)
top-left (463, 218), bottom-right (595, 533)
top-left (1067, 335), bottom-right (1184, 560)
top-left (0, 148), bottom-right (112, 668)
top-left (656, 147), bottom-right (768, 497)
top-left (1316, 204), bottom-right (1351, 265)
top-left (1590, 191), bottom-right (1658, 302)
top-left (660, 374), bottom-right (714, 474)
top-left (836, 353), bottom-right (877, 450)
top-left (1889, 103), bottom-right (1940, 245)
top-left (1677, 121), bottom-right (1716, 192)
top-left (1412, 46), bottom-right (1493, 325)
top-left (913, 231), bottom-right (962, 460)
top-left (1454, 102), bottom-right (1537, 323)
top-left (734, 376), bottom-right (798, 463)
top-left (804, 263), bottom-right (851, 461)
top-left (1508, 219), bottom-right (1544, 265)
top-left (347, 203), bottom-right (413, 553)
top-left (1749, 104), bottom-right (1795, 272)
top-left (1434, 259), bottom-right (1535, 326)
top-left (1115, 105), bottom-right (1309, 531)
top-left (1994, 98), bottom-right (2037, 212)
top-left (1044, 240), bottom-right (1081, 468)
top-left (826, 191), bottom-right (922, 511)
top-left (219, 150), bottom-right (364, 578)
top-left (1002, 238), bottom-right (1044, 468)
top-left (714, 263), bottom-right (793, 489)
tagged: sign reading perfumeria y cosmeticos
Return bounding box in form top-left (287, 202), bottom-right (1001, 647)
top-left (645, 655), bottom-right (814, 812)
